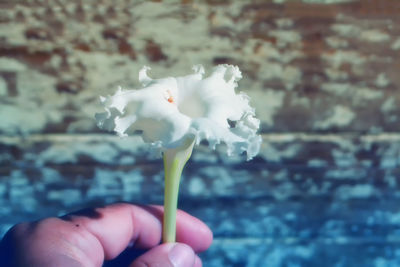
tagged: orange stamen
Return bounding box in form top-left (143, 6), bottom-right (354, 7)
top-left (166, 90), bottom-right (175, 104)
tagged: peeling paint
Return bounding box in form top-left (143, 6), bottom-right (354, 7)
top-left (324, 68), bottom-right (348, 81)
top-left (335, 184), bottom-right (376, 200)
top-left (325, 36), bottom-right (349, 49)
top-left (248, 90), bottom-right (285, 127)
top-left (188, 177), bottom-right (206, 196)
top-left (360, 30), bottom-right (390, 43)
top-left (321, 83), bottom-right (383, 104)
top-left (0, 58), bottom-right (27, 71)
top-left (375, 73), bottom-right (390, 88)
top-left (268, 30), bottom-right (302, 48)
top-left (259, 143), bottom-right (301, 162)
top-left (322, 50), bottom-right (366, 70)
top-left (307, 159), bottom-right (328, 168)
top-left (391, 37), bottom-right (400, 50)
top-left (381, 97), bottom-right (396, 113)
top-left (48, 189), bottom-right (82, 206)
top-left (303, 0), bottom-right (353, 3)
top-left (314, 106), bottom-right (355, 129)
top-left (0, 105), bottom-right (48, 135)
top-left (331, 24), bottom-right (362, 37)
top-left (275, 18), bottom-right (293, 28)
top-left (0, 77), bottom-right (7, 96)
top-left (0, 24), bottom-right (26, 46)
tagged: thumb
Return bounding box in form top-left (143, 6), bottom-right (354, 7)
top-left (130, 243), bottom-right (202, 267)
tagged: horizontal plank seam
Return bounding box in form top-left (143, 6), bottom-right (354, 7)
top-left (211, 237), bottom-right (400, 244)
top-left (1, 133), bottom-right (400, 143)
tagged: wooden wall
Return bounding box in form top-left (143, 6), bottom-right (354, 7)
top-left (0, 0), bottom-right (399, 266)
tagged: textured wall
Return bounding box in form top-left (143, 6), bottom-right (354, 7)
top-left (0, 0), bottom-right (400, 266)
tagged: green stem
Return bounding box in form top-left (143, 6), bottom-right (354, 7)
top-left (163, 137), bottom-right (195, 243)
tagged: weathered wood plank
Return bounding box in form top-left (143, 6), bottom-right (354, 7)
top-left (0, 134), bottom-right (399, 238)
top-left (0, 134), bottom-right (399, 206)
top-left (2, 196), bottom-right (400, 267)
top-left (0, 0), bottom-right (399, 135)
top-left (202, 237), bottom-right (400, 267)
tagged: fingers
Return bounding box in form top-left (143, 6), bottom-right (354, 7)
top-left (62, 203), bottom-right (213, 260)
top-left (1, 203), bottom-right (212, 267)
top-left (129, 243), bottom-right (202, 267)
top-left (141, 205), bottom-right (213, 252)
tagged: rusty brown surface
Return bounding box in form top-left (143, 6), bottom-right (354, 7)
top-left (0, 0), bottom-right (398, 134)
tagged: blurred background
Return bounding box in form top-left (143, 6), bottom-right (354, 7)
top-left (0, 0), bottom-right (399, 266)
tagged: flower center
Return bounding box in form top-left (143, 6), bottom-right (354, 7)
top-left (165, 89), bottom-right (207, 118)
top-left (165, 90), bottom-right (176, 105)
top-left (177, 92), bottom-right (207, 119)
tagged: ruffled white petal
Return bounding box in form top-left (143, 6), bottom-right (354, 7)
top-left (139, 66), bottom-right (153, 86)
top-left (96, 64), bottom-right (261, 160)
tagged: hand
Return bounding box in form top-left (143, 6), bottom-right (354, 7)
top-left (0, 203), bottom-right (213, 267)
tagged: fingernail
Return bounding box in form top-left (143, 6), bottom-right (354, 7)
top-left (168, 244), bottom-right (195, 267)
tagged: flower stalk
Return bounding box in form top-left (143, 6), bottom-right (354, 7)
top-left (162, 136), bottom-right (195, 243)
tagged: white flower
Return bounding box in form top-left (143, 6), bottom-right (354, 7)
top-left (95, 64), bottom-right (262, 160)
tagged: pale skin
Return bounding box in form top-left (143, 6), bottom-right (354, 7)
top-left (0, 203), bottom-right (213, 267)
